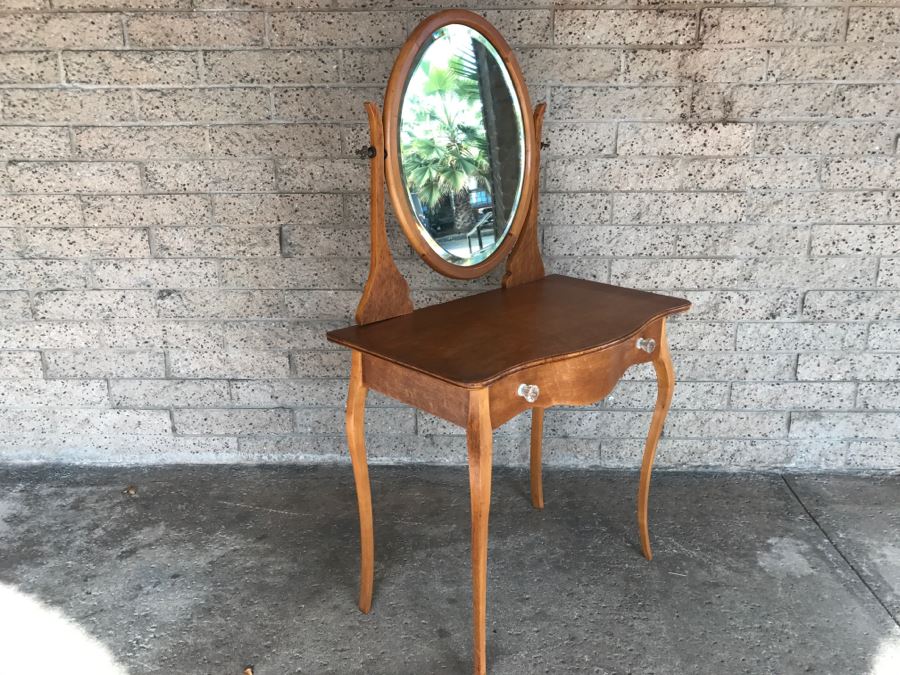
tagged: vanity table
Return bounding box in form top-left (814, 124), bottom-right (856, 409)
top-left (326, 10), bottom-right (690, 673)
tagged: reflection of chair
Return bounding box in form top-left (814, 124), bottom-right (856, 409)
top-left (466, 211), bottom-right (495, 254)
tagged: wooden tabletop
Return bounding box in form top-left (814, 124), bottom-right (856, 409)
top-left (327, 275), bottom-right (690, 388)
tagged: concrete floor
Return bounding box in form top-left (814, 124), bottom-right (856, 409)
top-left (0, 466), bottom-right (898, 675)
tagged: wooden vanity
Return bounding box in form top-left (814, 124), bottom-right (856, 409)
top-left (326, 9), bottom-right (690, 674)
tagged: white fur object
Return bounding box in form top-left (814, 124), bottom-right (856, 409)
top-left (0, 582), bottom-right (129, 674)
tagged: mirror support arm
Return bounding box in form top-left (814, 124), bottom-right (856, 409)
top-left (354, 101), bottom-right (414, 326)
top-left (502, 102), bottom-right (547, 289)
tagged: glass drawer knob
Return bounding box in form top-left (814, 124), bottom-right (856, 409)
top-left (636, 337), bottom-right (656, 353)
top-left (517, 383), bottom-right (540, 403)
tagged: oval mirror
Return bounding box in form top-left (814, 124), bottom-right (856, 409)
top-left (384, 12), bottom-right (535, 279)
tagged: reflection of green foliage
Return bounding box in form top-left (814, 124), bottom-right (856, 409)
top-left (401, 47), bottom-right (490, 211)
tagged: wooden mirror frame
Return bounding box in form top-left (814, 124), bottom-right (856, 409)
top-left (383, 9), bottom-right (537, 280)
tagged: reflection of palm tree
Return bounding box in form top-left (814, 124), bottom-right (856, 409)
top-left (401, 57), bottom-right (490, 231)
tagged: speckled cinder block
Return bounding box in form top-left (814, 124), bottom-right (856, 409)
top-left (0, 260), bottom-right (89, 289)
top-left (229, 379), bottom-right (347, 407)
top-left (868, 323), bottom-right (900, 351)
top-left (614, 192), bottom-right (746, 224)
top-left (43, 349), bottom-right (165, 379)
top-left (811, 224), bottom-right (900, 257)
top-left (109, 379), bottom-right (230, 409)
top-left (0, 195), bottom-right (83, 227)
top-left (135, 88), bottom-right (270, 123)
top-left (153, 226), bottom-right (280, 258)
top-left (0, 13), bottom-right (123, 49)
top-left (0, 126), bottom-right (72, 160)
top-left (7, 161), bottom-right (142, 194)
top-left (168, 348), bottom-right (290, 379)
top-left (273, 87), bottom-right (380, 123)
top-left (617, 123), bottom-right (753, 156)
top-left (790, 412), bottom-right (900, 440)
top-left (847, 8), bottom-right (900, 43)
top-left (0, 0), bottom-right (896, 469)
top-left (747, 191), bottom-right (896, 225)
top-left (551, 85), bottom-right (690, 121)
top-left (173, 408), bottom-right (292, 435)
top-left (83, 194), bottom-right (210, 227)
top-left (144, 160), bottom-right (275, 192)
top-left (539, 193), bottom-right (611, 225)
top-left (91, 259), bottom-right (220, 289)
top-left (732, 383), bottom-right (857, 411)
top-left (281, 226), bottom-right (369, 259)
top-left (20, 227), bottom-right (150, 259)
top-left (0, 89), bottom-right (135, 124)
top-left (126, 12), bottom-right (264, 48)
top-left (270, 12), bottom-right (407, 48)
top-left (879, 258), bottom-right (900, 288)
top-left (798, 353), bottom-right (900, 381)
top-left (223, 321), bottom-right (327, 351)
top-left (555, 10), bottom-right (697, 47)
top-left (754, 123), bottom-right (896, 156)
top-left (33, 289), bottom-right (156, 320)
top-left (678, 291), bottom-right (801, 322)
top-left (822, 157), bottom-right (900, 190)
top-left (208, 124), bottom-right (341, 159)
top-left (0, 293), bottom-right (33, 321)
top-left (517, 48), bottom-right (618, 85)
top-left (681, 157), bottom-right (819, 190)
top-left (700, 8), bottom-right (844, 46)
top-left (0, 380), bottom-right (108, 407)
top-left (691, 83), bottom-right (835, 120)
top-left (768, 47), bottom-right (900, 83)
top-left (213, 193), bottom-right (340, 227)
top-left (73, 126), bottom-right (208, 161)
top-left (545, 157), bottom-right (682, 191)
top-left (543, 225), bottom-right (675, 257)
top-left (275, 159), bottom-right (368, 191)
top-left (736, 323), bottom-right (868, 352)
top-left (857, 383), bottom-right (900, 411)
top-left (62, 50), bottom-right (200, 86)
top-left (220, 259), bottom-right (366, 290)
top-left (543, 123), bottom-right (617, 157)
top-left (610, 258), bottom-right (875, 291)
top-left (101, 320), bottom-right (223, 350)
top-left (674, 225), bottom-right (808, 257)
top-left (621, 48), bottom-right (767, 84)
top-left (205, 49), bottom-right (338, 85)
top-left (283, 289), bottom-right (360, 320)
top-left (803, 290), bottom-right (900, 321)
top-left (0, 52), bottom-right (60, 85)
top-left (0, 321), bottom-right (102, 350)
top-left (155, 289), bottom-right (284, 319)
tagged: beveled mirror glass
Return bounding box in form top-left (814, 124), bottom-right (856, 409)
top-left (398, 24), bottom-right (526, 267)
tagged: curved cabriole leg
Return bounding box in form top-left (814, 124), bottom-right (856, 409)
top-left (467, 388), bottom-right (493, 675)
top-left (346, 350), bottom-right (374, 613)
top-left (529, 407), bottom-right (544, 509)
top-left (637, 320), bottom-right (675, 562)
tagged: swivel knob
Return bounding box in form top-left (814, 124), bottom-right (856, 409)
top-left (636, 337), bottom-right (656, 354)
top-left (517, 383), bottom-right (540, 403)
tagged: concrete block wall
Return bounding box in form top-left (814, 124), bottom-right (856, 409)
top-left (0, 0), bottom-right (897, 470)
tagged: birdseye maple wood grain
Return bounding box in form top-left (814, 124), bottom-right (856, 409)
top-left (327, 10), bottom-right (691, 675)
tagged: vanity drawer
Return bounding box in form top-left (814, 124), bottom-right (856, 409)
top-left (487, 318), bottom-right (663, 428)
